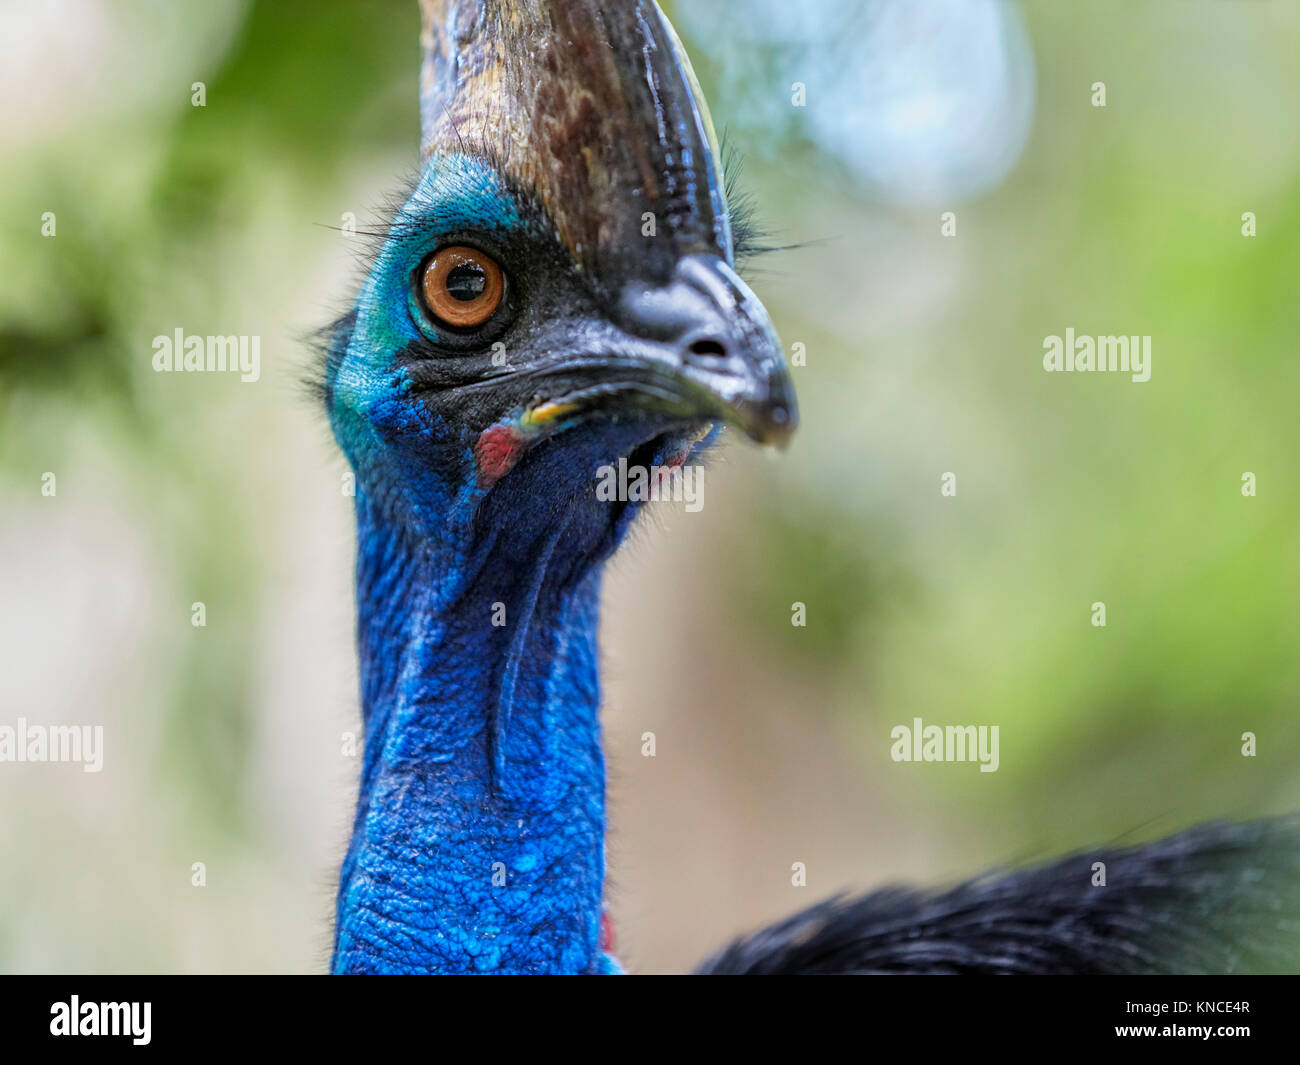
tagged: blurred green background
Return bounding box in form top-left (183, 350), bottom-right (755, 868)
top-left (1, 0), bottom-right (1297, 973)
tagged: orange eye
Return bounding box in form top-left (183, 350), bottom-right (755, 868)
top-left (420, 246), bottom-right (505, 329)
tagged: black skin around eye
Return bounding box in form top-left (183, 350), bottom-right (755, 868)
top-left (446, 263), bottom-right (487, 302)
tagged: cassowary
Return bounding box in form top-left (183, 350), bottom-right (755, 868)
top-left (316, 0), bottom-right (1300, 974)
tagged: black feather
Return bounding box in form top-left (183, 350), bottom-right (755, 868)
top-left (698, 817), bottom-right (1300, 974)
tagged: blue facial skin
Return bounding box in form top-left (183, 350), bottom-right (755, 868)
top-left (327, 154), bottom-right (713, 974)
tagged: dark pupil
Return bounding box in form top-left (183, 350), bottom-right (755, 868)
top-left (445, 263), bottom-right (487, 302)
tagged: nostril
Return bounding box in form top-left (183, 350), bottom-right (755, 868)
top-left (687, 338), bottom-right (728, 361)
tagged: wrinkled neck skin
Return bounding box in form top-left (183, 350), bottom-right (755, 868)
top-left (331, 413), bottom-right (676, 974)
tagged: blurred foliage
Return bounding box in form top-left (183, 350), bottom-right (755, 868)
top-left (703, 0), bottom-right (1300, 835)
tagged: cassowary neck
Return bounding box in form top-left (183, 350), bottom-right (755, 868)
top-left (332, 480), bottom-right (615, 974)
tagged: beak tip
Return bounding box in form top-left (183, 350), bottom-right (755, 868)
top-left (742, 398), bottom-right (798, 450)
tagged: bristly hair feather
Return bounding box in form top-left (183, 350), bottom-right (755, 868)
top-left (721, 133), bottom-right (803, 276)
top-left (299, 165), bottom-right (425, 411)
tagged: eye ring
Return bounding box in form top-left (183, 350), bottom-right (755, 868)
top-left (419, 245), bottom-right (505, 330)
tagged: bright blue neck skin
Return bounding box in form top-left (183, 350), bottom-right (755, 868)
top-left (326, 157), bottom-right (705, 973)
top-left (333, 481), bottom-right (610, 974)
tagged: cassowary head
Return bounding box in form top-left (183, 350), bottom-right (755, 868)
top-left (322, 0), bottom-right (795, 550)
top-left (320, 2), bottom-right (1300, 978)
